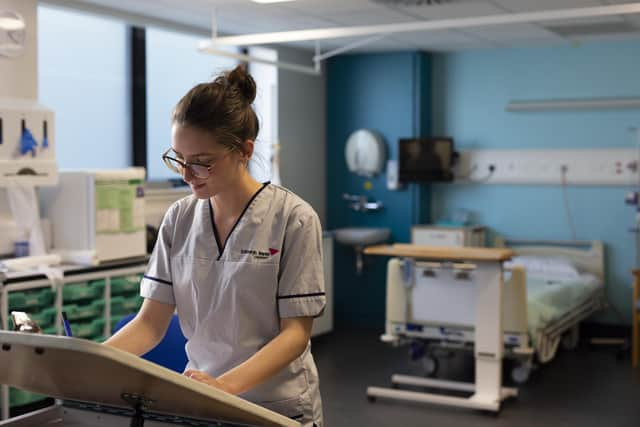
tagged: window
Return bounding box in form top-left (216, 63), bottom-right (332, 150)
top-left (146, 28), bottom-right (237, 181)
top-left (38, 5), bottom-right (130, 169)
top-left (249, 47), bottom-right (278, 184)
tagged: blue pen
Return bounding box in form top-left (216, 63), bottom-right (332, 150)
top-left (61, 311), bottom-right (73, 337)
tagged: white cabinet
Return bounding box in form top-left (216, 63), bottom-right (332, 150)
top-left (311, 236), bottom-right (333, 337)
top-left (411, 225), bottom-right (486, 248)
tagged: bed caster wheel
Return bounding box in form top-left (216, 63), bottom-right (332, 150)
top-left (391, 382), bottom-right (399, 389)
top-left (511, 365), bottom-right (530, 384)
top-left (367, 395), bottom-right (376, 403)
top-left (422, 356), bottom-right (439, 377)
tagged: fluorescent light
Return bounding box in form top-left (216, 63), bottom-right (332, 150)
top-left (251, 0), bottom-right (297, 3)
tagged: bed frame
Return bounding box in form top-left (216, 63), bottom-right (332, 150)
top-left (496, 238), bottom-right (606, 363)
top-left (381, 239), bottom-right (606, 382)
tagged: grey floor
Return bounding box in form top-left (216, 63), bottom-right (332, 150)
top-left (311, 328), bottom-right (640, 427)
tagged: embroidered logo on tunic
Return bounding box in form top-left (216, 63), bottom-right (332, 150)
top-left (241, 248), bottom-right (279, 259)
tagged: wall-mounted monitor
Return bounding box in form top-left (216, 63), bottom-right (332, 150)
top-left (398, 137), bottom-right (454, 183)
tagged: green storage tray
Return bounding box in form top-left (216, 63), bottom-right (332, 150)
top-left (111, 295), bottom-right (142, 316)
top-left (123, 295), bottom-right (142, 312)
top-left (63, 281), bottom-right (105, 302)
top-left (63, 300), bottom-right (105, 321)
top-left (110, 315), bottom-right (126, 331)
top-left (110, 296), bottom-right (126, 315)
top-left (111, 275), bottom-right (141, 296)
top-left (8, 288), bottom-right (55, 311)
top-left (10, 388), bottom-right (48, 408)
top-left (30, 307), bottom-right (58, 329)
top-left (43, 326), bottom-right (58, 335)
top-left (73, 317), bottom-right (106, 339)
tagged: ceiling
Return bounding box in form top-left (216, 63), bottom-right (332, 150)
top-left (49, 0), bottom-right (640, 52)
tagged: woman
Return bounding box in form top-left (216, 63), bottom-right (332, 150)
top-left (105, 65), bottom-right (325, 426)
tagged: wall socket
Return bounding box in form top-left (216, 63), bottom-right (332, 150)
top-left (453, 149), bottom-right (640, 185)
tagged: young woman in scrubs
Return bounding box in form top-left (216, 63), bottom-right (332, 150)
top-left (105, 66), bottom-right (325, 426)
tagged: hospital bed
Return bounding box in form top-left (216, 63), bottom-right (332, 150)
top-left (379, 239), bottom-right (606, 384)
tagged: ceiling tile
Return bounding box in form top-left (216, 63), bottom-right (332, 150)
top-left (319, 7), bottom-right (418, 26)
top-left (391, 28), bottom-right (478, 45)
top-left (489, 0), bottom-right (602, 13)
top-left (63, 0), bottom-right (640, 51)
top-left (392, 1), bottom-right (506, 20)
top-left (465, 23), bottom-right (561, 41)
top-left (280, 0), bottom-right (386, 15)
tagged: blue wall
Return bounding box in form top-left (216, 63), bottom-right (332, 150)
top-left (327, 52), bottom-right (431, 328)
top-left (431, 40), bottom-right (640, 325)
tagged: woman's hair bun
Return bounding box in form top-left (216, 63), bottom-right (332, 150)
top-left (225, 65), bottom-right (257, 105)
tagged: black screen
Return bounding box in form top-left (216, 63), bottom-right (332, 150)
top-left (398, 137), bottom-right (454, 182)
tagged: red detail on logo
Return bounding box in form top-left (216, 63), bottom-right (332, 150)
top-left (269, 248), bottom-right (279, 256)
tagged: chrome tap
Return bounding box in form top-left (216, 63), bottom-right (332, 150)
top-left (342, 193), bottom-right (384, 212)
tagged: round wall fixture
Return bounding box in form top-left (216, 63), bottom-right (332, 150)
top-left (345, 129), bottom-right (386, 177)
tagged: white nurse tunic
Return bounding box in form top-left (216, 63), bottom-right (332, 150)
top-left (140, 183), bottom-right (326, 426)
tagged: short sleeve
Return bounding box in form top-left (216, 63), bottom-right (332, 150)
top-left (140, 203), bottom-right (177, 305)
top-left (277, 206), bottom-right (326, 318)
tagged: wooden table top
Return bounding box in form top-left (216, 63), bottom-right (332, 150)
top-left (363, 244), bottom-right (514, 262)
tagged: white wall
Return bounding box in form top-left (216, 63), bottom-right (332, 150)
top-left (277, 46), bottom-right (326, 226)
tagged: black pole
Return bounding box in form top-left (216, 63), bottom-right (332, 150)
top-left (130, 26), bottom-right (147, 170)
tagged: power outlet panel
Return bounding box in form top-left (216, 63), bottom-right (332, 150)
top-left (454, 149), bottom-right (639, 185)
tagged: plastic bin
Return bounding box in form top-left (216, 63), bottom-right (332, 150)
top-left (111, 275), bottom-right (142, 296)
top-left (8, 288), bottom-right (55, 311)
top-left (63, 300), bottom-right (105, 321)
top-left (10, 388), bottom-right (48, 408)
top-left (63, 281), bottom-right (105, 302)
top-left (73, 317), bottom-right (106, 339)
top-left (122, 295), bottom-right (143, 312)
top-left (43, 326), bottom-right (58, 335)
top-left (30, 307), bottom-right (58, 329)
top-left (111, 295), bottom-right (142, 316)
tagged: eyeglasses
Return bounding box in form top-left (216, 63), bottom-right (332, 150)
top-left (162, 148), bottom-right (228, 179)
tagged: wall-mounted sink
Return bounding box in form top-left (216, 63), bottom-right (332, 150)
top-left (333, 227), bottom-right (391, 247)
top-left (332, 227), bottom-right (391, 274)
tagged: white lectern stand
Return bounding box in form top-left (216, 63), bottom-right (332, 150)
top-left (363, 244), bottom-right (518, 413)
top-left (0, 331), bottom-right (299, 426)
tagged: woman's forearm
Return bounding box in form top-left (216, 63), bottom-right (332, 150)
top-left (103, 315), bottom-right (164, 355)
top-left (217, 317), bottom-right (312, 395)
top-left (103, 299), bottom-right (175, 356)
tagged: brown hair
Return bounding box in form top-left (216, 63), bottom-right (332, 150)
top-left (172, 65), bottom-right (259, 153)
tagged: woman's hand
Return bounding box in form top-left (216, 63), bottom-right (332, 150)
top-left (183, 369), bottom-right (237, 394)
